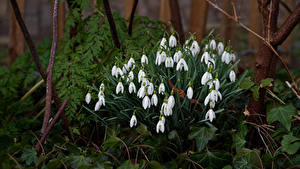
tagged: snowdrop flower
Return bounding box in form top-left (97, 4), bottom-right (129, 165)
top-left (229, 70), bottom-right (236, 82)
top-left (156, 118), bottom-right (165, 133)
top-left (137, 82), bottom-right (146, 98)
top-left (201, 51), bottom-right (211, 65)
top-left (210, 89), bottom-right (222, 102)
top-left (155, 51), bottom-right (162, 65)
top-left (201, 71), bottom-right (213, 85)
top-left (111, 65), bottom-right (117, 77)
top-left (130, 114), bottom-right (137, 128)
top-left (176, 58), bottom-right (188, 71)
top-left (209, 78), bottom-right (220, 91)
top-left (116, 67), bottom-right (123, 78)
top-left (230, 53), bottom-right (236, 62)
top-left (221, 51), bottom-right (231, 64)
top-left (209, 39), bottom-right (216, 50)
top-left (129, 81), bottom-right (136, 93)
top-left (127, 57), bottom-right (135, 69)
top-left (116, 81), bottom-right (124, 94)
top-left (168, 93), bottom-right (175, 109)
top-left (204, 44), bottom-right (209, 51)
top-left (94, 100), bottom-right (101, 111)
top-left (142, 94), bottom-right (151, 109)
top-left (217, 42), bottom-right (224, 56)
top-left (190, 40), bottom-right (200, 57)
top-left (173, 50), bottom-right (182, 63)
top-left (187, 82), bottom-right (193, 99)
top-left (155, 51), bottom-right (166, 65)
top-left (98, 93), bottom-right (105, 107)
top-left (141, 54), bottom-right (148, 66)
top-left (141, 78), bottom-right (149, 87)
top-left (207, 58), bottom-right (216, 69)
top-left (184, 39), bottom-right (190, 47)
top-left (205, 108), bottom-right (216, 122)
top-left (100, 83), bottom-right (105, 92)
top-left (160, 37), bottom-right (167, 49)
top-left (165, 57), bottom-right (174, 68)
top-left (158, 81), bottom-right (165, 94)
top-left (122, 65), bottom-right (127, 74)
top-left (138, 69), bottom-right (146, 83)
top-left (204, 92), bottom-right (217, 108)
top-left (161, 98), bottom-right (172, 116)
top-left (147, 81), bottom-right (154, 95)
top-left (169, 34), bottom-right (177, 48)
top-left (85, 93), bottom-right (91, 104)
top-left (128, 71), bottom-right (134, 81)
top-left (151, 92), bottom-right (158, 106)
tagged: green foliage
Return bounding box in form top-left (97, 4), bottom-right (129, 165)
top-left (0, 0), bottom-right (299, 168)
top-left (188, 124), bottom-right (217, 151)
top-left (267, 104), bottom-right (297, 131)
top-left (281, 134), bottom-right (300, 155)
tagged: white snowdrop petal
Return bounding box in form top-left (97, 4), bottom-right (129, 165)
top-left (85, 93), bottom-right (91, 104)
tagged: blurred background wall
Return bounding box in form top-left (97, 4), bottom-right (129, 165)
top-left (0, 0), bottom-right (299, 68)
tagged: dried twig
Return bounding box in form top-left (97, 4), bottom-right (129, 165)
top-left (36, 98), bottom-right (70, 155)
top-left (10, 0), bottom-right (73, 142)
top-left (43, 0), bottom-right (59, 134)
top-left (205, 0), bottom-right (300, 95)
top-left (128, 0), bottom-right (139, 36)
top-left (7, 153), bottom-right (22, 169)
top-left (103, 0), bottom-right (121, 48)
top-left (285, 81), bottom-right (300, 100)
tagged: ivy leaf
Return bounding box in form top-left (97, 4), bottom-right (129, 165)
top-left (233, 149), bottom-right (261, 169)
top-left (281, 134), bottom-right (300, 155)
top-left (21, 148), bottom-right (38, 166)
top-left (260, 78), bottom-right (273, 88)
top-left (267, 104), bottom-right (297, 131)
top-left (190, 150), bottom-right (232, 169)
top-left (232, 123), bottom-right (248, 152)
top-left (188, 125), bottom-right (217, 151)
top-left (239, 77), bottom-right (255, 90)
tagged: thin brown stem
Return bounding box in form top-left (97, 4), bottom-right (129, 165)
top-left (10, 0), bottom-right (74, 142)
top-left (103, 0), bottom-right (121, 48)
top-left (43, 0), bottom-right (59, 134)
top-left (128, 0), bottom-right (138, 36)
top-left (205, 0), bottom-right (300, 95)
top-left (36, 98), bottom-right (70, 155)
top-left (7, 153), bottom-right (23, 169)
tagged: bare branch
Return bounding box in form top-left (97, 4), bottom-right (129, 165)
top-left (10, 0), bottom-right (74, 141)
top-left (103, 0), bottom-right (121, 48)
top-left (36, 98), bottom-right (70, 155)
top-left (205, 0), bottom-right (300, 95)
top-left (128, 0), bottom-right (139, 36)
top-left (43, 0), bottom-right (59, 134)
top-left (271, 3), bottom-right (300, 45)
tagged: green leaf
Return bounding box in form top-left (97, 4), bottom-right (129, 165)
top-left (147, 161), bottom-right (163, 169)
top-left (21, 148), bottom-right (38, 166)
top-left (233, 149), bottom-right (262, 169)
top-left (260, 78), bottom-right (273, 88)
top-left (232, 123), bottom-right (248, 152)
top-left (188, 125), bottom-right (217, 151)
top-left (190, 150), bottom-right (232, 169)
top-left (136, 123), bottom-right (151, 137)
top-left (117, 160), bottom-right (139, 169)
top-left (267, 104), bottom-right (297, 131)
top-left (250, 85), bottom-right (260, 101)
top-left (281, 134), bottom-right (300, 155)
top-left (239, 77), bottom-right (255, 90)
top-left (222, 165), bottom-right (233, 169)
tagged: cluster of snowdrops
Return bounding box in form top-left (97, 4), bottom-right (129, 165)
top-left (85, 33), bottom-right (238, 133)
